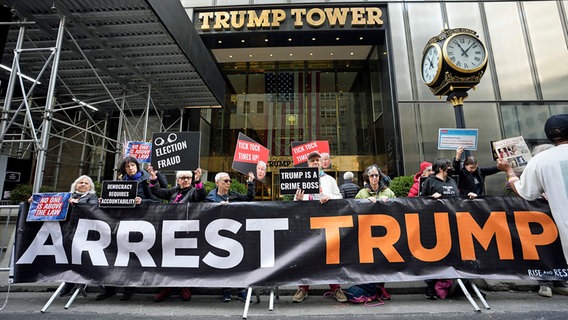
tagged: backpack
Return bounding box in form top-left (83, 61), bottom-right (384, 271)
top-left (344, 283), bottom-right (390, 306)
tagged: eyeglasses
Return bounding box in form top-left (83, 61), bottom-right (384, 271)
top-left (178, 176), bottom-right (192, 180)
top-left (223, 179), bottom-right (232, 183)
top-left (369, 174), bottom-right (380, 178)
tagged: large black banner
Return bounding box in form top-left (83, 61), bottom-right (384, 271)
top-left (13, 196), bottom-right (568, 287)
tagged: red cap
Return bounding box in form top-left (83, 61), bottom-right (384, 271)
top-left (420, 161), bottom-right (433, 173)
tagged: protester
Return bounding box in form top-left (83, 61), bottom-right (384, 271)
top-left (497, 114), bottom-right (568, 297)
top-left (407, 161), bottom-right (432, 197)
top-left (353, 164), bottom-right (395, 298)
top-left (206, 171), bottom-right (255, 302)
top-left (293, 151), bottom-right (346, 303)
top-left (59, 175), bottom-right (99, 297)
top-left (420, 158), bottom-right (476, 299)
top-left (96, 156), bottom-right (160, 301)
top-left (355, 165), bottom-right (395, 202)
top-left (148, 166), bottom-right (206, 302)
top-left (453, 147), bottom-right (501, 196)
top-left (339, 171), bottom-right (360, 199)
top-left (320, 152), bottom-right (331, 170)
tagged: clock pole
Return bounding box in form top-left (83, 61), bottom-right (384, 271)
top-left (421, 27), bottom-right (488, 159)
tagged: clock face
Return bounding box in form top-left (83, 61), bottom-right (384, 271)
top-left (443, 33), bottom-right (487, 72)
top-left (421, 43), bottom-right (442, 85)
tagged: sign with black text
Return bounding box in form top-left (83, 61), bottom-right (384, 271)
top-left (279, 167), bottom-right (319, 194)
top-left (151, 132), bottom-right (200, 170)
top-left (99, 181), bottom-right (138, 208)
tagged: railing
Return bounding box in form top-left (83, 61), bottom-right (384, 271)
top-left (0, 205), bottom-right (19, 272)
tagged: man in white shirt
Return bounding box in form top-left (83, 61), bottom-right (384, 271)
top-left (497, 114), bottom-right (568, 297)
top-left (293, 151), bottom-right (345, 303)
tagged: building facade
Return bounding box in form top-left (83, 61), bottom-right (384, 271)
top-left (182, 0), bottom-right (568, 199)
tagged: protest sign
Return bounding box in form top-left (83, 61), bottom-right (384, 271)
top-left (438, 128), bottom-right (478, 150)
top-left (151, 132), bottom-right (200, 170)
top-left (27, 193), bottom-right (71, 222)
top-left (291, 141), bottom-right (330, 167)
top-left (124, 141), bottom-right (152, 163)
top-left (492, 136), bottom-right (531, 173)
top-left (99, 181), bottom-right (138, 208)
top-left (231, 132), bottom-right (270, 182)
top-left (279, 167), bottom-right (319, 194)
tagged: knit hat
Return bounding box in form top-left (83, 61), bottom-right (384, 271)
top-left (544, 114), bottom-right (568, 142)
top-left (420, 161), bottom-right (433, 173)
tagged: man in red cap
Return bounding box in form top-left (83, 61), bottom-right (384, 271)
top-left (497, 113), bottom-right (568, 273)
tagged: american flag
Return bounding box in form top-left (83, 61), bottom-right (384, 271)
top-left (265, 72), bottom-right (294, 101)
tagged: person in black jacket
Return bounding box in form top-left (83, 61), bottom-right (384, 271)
top-left (339, 171), bottom-right (360, 199)
top-left (147, 166), bottom-right (206, 302)
top-left (453, 147), bottom-right (501, 196)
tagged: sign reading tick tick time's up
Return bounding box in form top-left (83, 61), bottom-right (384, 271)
top-left (151, 132), bottom-right (200, 171)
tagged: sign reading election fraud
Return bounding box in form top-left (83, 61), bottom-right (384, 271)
top-left (151, 132), bottom-right (200, 170)
top-left (27, 193), bottom-right (72, 222)
top-left (99, 181), bottom-right (138, 208)
top-left (124, 141), bottom-right (152, 163)
top-left (231, 132), bottom-right (270, 182)
top-left (279, 167), bottom-right (319, 194)
top-left (13, 196), bottom-right (568, 287)
top-left (291, 140), bottom-right (330, 167)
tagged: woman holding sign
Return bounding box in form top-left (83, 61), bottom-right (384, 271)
top-left (147, 166), bottom-right (206, 302)
top-left (58, 175), bottom-right (99, 297)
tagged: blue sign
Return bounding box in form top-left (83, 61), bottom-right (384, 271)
top-left (27, 192), bottom-right (72, 222)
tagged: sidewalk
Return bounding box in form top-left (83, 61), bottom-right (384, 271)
top-left (1, 285), bottom-right (567, 319)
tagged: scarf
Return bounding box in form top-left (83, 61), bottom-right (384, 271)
top-left (124, 171), bottom-right (142, 181)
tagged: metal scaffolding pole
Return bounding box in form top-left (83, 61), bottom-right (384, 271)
top-left (97, 115), bottom-right (108, 182)
top-left (0, 22), bottom-right (26, 150)
top-left (33, 15), bottom-right (66, 193)
top-left (113, 91), bottom-right (126, 180)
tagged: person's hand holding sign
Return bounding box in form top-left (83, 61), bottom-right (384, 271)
top-left (295, 189), bottom-right (304, 201)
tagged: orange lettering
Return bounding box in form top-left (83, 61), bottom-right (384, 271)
top-left (358, 214), bottom-right (404, 263)
top-left (515, 211), bottom-right (558, 260)
top-left (456, 211), bottom-right (513, 260)
top-left (310, 216), bottom-right (353, 264)
top-left (405, 212), bottom-right (451, 262)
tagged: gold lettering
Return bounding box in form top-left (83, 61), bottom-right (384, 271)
top-left (247, 10), bottom-right (271, 29)
top-left (230, 11), bottom-right (246, 30)
top-left (271, 9), bottom-right (286, 27)
top-left (366, 7), bottom-right (383, 26)
top-left (290, 8), bottom-right (306, 27)
top-left (351, 7), bottom-right (366, 26)
top-left (324, 8), bottom-right (349, 26)
top-left (213, 12), bottom-right (230, 31)
top-left (306, 8), bottom-right (326, 28)
top-left (198, 12), bottom-right (213, 31)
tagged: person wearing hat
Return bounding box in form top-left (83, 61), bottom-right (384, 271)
top-left (293, 150), bottom-right (345, 303)
top-left (497, 114), bottom-right (568, 266)
top-left (408, 161), bottom-right (433, 197)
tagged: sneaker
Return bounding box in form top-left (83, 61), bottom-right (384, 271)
top-left (236, 289), bottom-right (250, 303)
top-left (425, 285), bottom-right (438, 300)
top-left (222, 290), bottom-right (232, 302)
top-left (552, 286), bottom-right (568, 295)
top-left (154, 288), bottom-right (171, 302)
top-left (292, 288), bottom-right (308, 303)
top-left (333, 288), bottom-right (348, 303)
top-left (538, 285), bottom-right (552, 297)
top-left (180, 288), bottom-right (192, 301)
